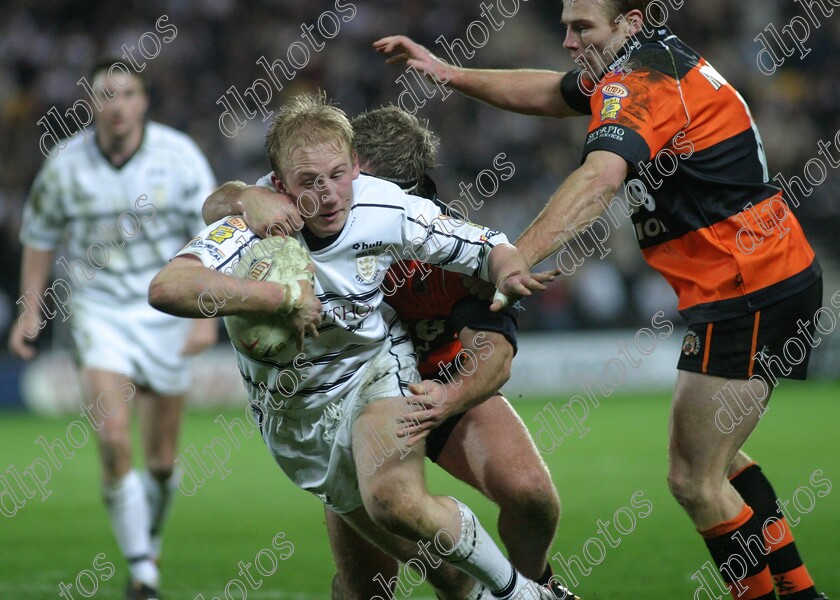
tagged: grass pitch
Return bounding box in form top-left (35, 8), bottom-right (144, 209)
top-left (1, 382), bottom-right (838, 599)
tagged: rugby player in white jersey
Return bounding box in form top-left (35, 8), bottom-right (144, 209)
top-left (203, 106), bottom-right (579, 599)
top-left (8, 59), bottom-right (218, 599)
top-left (149, 93), bottom-right (556, 599)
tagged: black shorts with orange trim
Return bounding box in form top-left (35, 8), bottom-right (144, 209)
top-left (677, 278), bottom-right (823, 382)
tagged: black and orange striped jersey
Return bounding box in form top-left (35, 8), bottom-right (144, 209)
top-left (384, 260), bottom-right (518, 379)
top-left (560, 27), bottom-right (820, 324)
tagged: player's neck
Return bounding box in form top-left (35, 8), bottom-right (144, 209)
top-left (96, 124), bottom-right (144, 168)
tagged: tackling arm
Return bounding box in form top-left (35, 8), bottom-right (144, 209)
top-left (516, 150), bottom-right (628, 267)
top-left (374, 35), bottom-right (580, 118)
top-left (202, 181), bottom-right (250, 225)
top-left (398, 328), bottom-right (514, 446)
top-left (202, 180), bottom-right (303, 236)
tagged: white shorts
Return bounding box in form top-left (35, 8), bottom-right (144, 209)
top-left (257, 336), bottom-right (419, 513)
top-left (69, 297), bottom-right (194, 395)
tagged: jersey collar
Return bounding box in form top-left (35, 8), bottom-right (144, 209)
top-left (605, 25), bottom-right (675, 74)
top-left (94, 120), bottom-right (147, 170)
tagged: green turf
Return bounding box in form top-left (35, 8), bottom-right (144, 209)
top-left (1, 382), bottom-right (838, 598)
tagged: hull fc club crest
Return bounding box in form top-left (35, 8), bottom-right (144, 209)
top-left (355, 254), bottom-right (378, 283)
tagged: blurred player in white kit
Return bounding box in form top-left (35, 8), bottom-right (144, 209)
top-left (8, 58), bottom-right (217, 600)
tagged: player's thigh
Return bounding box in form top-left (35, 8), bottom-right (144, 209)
top-left (435, 395), bottom-right (557, 506)
top-left (669, 371), bottom-right (772, 479)
top-left (135, 388), bottom-right (185, 472)
top-left (325, 507), bottom-right (398, 598)
top-left (352, 396), bottom-right (427, 513)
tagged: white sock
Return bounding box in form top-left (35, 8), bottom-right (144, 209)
top-left (447, 498), bottom-right (537, 598)
top-left (103, 470), bottom-right (159, 587)
top-left (141, 468), bottom-right (180, 561)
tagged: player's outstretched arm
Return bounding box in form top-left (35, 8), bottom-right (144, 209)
top-left (202, 180), bottom-right (303, 237)
top-left (398, 329), bottom-right (514, 446)
top-left (515, 150), bottom-right (628, 268)
top-left (374, 35), bottom-right (580, 118)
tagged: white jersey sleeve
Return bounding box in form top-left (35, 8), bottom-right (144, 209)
top-left (20, 159), bottom-right (66, 251)
top-left (397, 191), bottom-right (507, 281)
top-left (176, 216), bottom-right (257, 275)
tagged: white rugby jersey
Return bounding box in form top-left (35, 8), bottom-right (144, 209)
top-left (177, 174), bottom-right (509, 414)
top-left (21, 121), bottom-right (216, 304)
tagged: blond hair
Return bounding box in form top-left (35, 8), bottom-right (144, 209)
top-left (265, 92), bottom-right (354, 179)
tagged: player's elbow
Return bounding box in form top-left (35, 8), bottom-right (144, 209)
top-left (201, 189), bottom-right (224, 225)
top-left (201, 200), bottom-right (216, 226)
top-left (148, 270), bottom-right (180, 315)
top-left (581, 150), bottom-right (628, 196)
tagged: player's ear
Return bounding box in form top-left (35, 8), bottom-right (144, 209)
top-left (624, 9), bottom-right (644, 36)
top-left (271, 173), bottom-right (288, 194)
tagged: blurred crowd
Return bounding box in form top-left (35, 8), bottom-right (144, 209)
top-left (2, 0), bottom-right (839, 344)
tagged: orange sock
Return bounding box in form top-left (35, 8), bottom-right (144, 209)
top-left (730, 464), bottom-right (820, 599)
top-left (700, 504), bottom-right (776, 600)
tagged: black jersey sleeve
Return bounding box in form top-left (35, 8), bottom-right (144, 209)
top-left (449, 295), bottom-right (518, 355)
top-left (561, 69), bottom-right (594, 115)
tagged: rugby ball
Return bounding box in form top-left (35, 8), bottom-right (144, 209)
top-left (223, 236), bottom-right (314, 359)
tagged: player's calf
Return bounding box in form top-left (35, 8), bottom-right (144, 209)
top-left (493, 467), bottom-right (560, 579)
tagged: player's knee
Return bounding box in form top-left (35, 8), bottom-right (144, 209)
top-left (495, 466), bottom-right (560, 529)
top-left (96, 426), bottom-right (131, 457)
top-left (667, 469), bottom-right (716, 511)
top-left (365, 486), bottom-right (423, 538)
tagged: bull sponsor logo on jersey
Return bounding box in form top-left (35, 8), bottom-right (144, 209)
top-left (600, 83), bottom-right (629, 121)
top-left (226, 217), bottom-right (248, 231)
top-left (682, 330), bottom-right (701, 356)
top-left (207, 224), bottom-right (235, 244)
top-left (352, 240), bottom-right (383, 252)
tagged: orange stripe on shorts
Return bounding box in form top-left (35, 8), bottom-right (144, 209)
top-left (702, 323), bottom-right (714, 373)
top-left (748, 311), bottom-right (761, 377)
